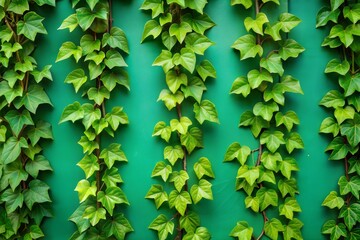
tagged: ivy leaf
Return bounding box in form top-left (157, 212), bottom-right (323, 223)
top-left (316, 7), bottom-right (340, 27)
top-left (264, 22), bottom-right (282, 41)
top-left (183, 227), bottom-right (211, 240)
top-left (190, 179), bottom-right (213, 204)
top-left (27, 120), bottom-right (53, 145)
top-left (224, 142), bottom-right (251, 165)
top-left (322, 220), bottom-right (347, 239)
top-left (170, 116), bottom-right (192, 135)
top-left (168, 190), bottom-right (192, 216)
top-left (77, 154), bottom-right (99, 179)
top-left (239, 111), bottom-right (269, 137)
top-left (167, 0), bottom-right (185, 7)
top-left (261, 151), bottom-right (281, 172)
top-left (5, 109), bottom-right (34, 136)
top-left (344, 4), bottom-right (360, 23)
top-left (103, 27), bottom-right (129, 54)
top-left (23, 180), bottom-right (51, 210)
top-left (31, 65), bottom-right (52, 84)
top-left (260, 130), bottom-right (284, 153)
top-left (196, 60), bottom-right (216, 81)
top-left (348, 94), bottom-right (360, 112)
top-left (152, 121), bottom-right (172, 142)
top-left (1, 42), bottom-right (22, 59)
top-left (80, 34), bottom-right (101, 55)
top-left (179, 211), bottom-right (200, 233)
top-left (100, 143), bottom-right (127, 168)
top-left (194, 157), bottom-right (215, 179)
top-left (75, 180), bottom-right (97, 203)
top-left (152, 161), bottom-right (172, 182)
top-left (279, 157), bottom-right (299, 179)
top-left (185, 33), bottom-right (213, 55)
top-left (260, 54), bottom-right (284, 76)
top-left (334, 106), bottom-right (355, 124)
top-left (329, 24), bottom-right (353, 47)
top-left (177, 47), bottom-right (196, 73)
top-left (256, 187), bottom-right (278, 211)
top-left (169, 22), bottom-right (192, 43)
top-left (76, 6), bottom-right (107, 31)
top-left (17, 12), bottom-right (47, 41)
top-left (244, 195), bottom-right (259, 212)
top-left (248, 69), bottom-right (273, 89)
top-left (101, 69), bottom-right (129, 91)
top-left (325, 136), bottom-right (351, 160)
top-left (16, 85), bottom-right (52, 114)
top-left (339, 203), bottom-right (360, 231)
top-left (140, 0), bottom-right (164, 18)
top-left (83, 206), bottom-right (106, 226)
top-left (153, 50), bottom-right (174, 73)
top-left (330, 0), bottom-right (344, 11)
top-left (27, 225), bottom-right (44, 239)
top-left (142, 20), bottom-right (162, 42)
top-left (283, 218), bottom-right (304, 240)
top-left (185, 0), bottom-right (207, 14)
top-left (279, 13), bottom-right (301, 32)
top-left (349, 157), bottom-right (360, 175)
top-left (59, 102), bottom-right (84, 123)
top-left (164, 145), bottom-right (184, 166)
top-left (1, 137), bottom-right (28, 165)
top-left (280, 75), bottom-right (303, 94)
top-left (275, 111), bottom-right (299, 132)
top-left (58, 14), bottom-right (78, 32)
top-left (264, 218), bottom-right (285, 240)
top-left (278, 178), bottom-right (299, 198)
top-left (102, 167), bottom-right (123, 187)
top-left (253, 101), bottom-right (279, 121)
top-left (0, 188), bottom-right (24, 213)
top-left (166, 71), bottom-right (188, 94)
top-left (320, 90), bottom-right (345, 109)
top-left (84, 51), bottom-right (105, 65)
top-left (232, 34), bottom-right (263, 60)
top-left (322, 191), bottom-right (344, 209)
top-left (338, 176), bottom-right (360, 199)
top-left (158, 89), bottom-right (184, 110)
top-left (339, 73), bottom-right (360, 97)
top-left (97, 187), bottom-right (129, 216)
top-left (231, 0), bottom-right (252, 8)
top-left (103, 213), bottom-right (133, 239)
top-left (340, 113), bottom-right (360, 147)
top-left (230, 221), bottom-right (253, 240)
top-left (169, 170), bottom-right (189, 192)
top-left (285, 132), bottom-right (304, 153)
top-left (230, 76), bottom-right (250, 97)
top-left (104, 50), bottom-right (127, 69)
top-left (279, 197), bottom-right (301, 220)
top-left (181, 76), bottom-right (206, 103)
top-left (325, 59), bottom-right (350, 75)
top-left (7, 0), bottom-right (29, 14)
top-left (81, 103), bottom-right (101, 130)
top-left (87, 86), bottom-right (110, 105)
top-left (0, 125), bottom-right (6, 142)
top-left (237, 165), bottom-right (259, 186)
top-left (161, 31), bottom-right (177, 51)
top-left (244, 13), bottom-right (269, 35)
top-left (194, 100), bottom-right (219, 124)
top-left (149, 214), bottom-right (174, 240)
top-left (145, 184), bottom-right (168, 209)
top-left (279, 39), bottom-right (305, 60)
top-left (56, 41), bottom-right (82, 63)
top-left (180, 127), bottom-right (203, 153)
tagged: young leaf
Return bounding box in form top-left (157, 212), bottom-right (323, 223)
top-left (322, 220), bottom-right (347, 239)
top-left (170, 116), bottom-right (192, 134)
top-left (232, 34), bottom-right (263, 60)
top-left (180, 127), bottom-right (203, 153)
top-left (182, 12), bottom-right (215, 35)
top-left (185, 0), bottom-right (207, 14)
top-left (230, 76), bottom-right (251, 97)
top-left (278, 178), bottom-right (299, 198)
top-left (140, 0), bottom-right (164, 18)
top-left (5, 109), bottom-right (34, 136)
top-left (325, 59), bottom-right (350, 75)
top-left (279, 39), bottom-right (305, 60)
top-left (168, 190), bottom-right (192, 216)
top-left (260, 130), bottom-right (285, 153)
top-left (83, 206), bottom-right (106, 226)
top-left (264, 218), bottom-right (285, 240)
top-left (158, 89), bottom-right (184, 110)
top-left (244, 195), bottom-right (259, 212)
top-left (102, 213), bottom-right (133, 239)
top-left (339, 73), bottom-right (360, 97)
top-left (196, 60), bottom-right (216, 81)
top-left (183, 227), bottom-right (211, 240)
top-left (151, 161), bottom-right (172, 182)
top-left (149, 214), bottom-right (174, 240)
top-left (279, 13), bottom-right (301, 32)
top-left (169, 22), bottom-right (192, 43)
top-left (145, 185), bottom-right (168, 209)
top-left (27, 120), bottom-right (53, 145)
top-left (179, 211), bottom-right (200, 233)
top-left (340, 113), bottom-right (360, 147)
top-left (275, 111), bottom-right (300, 132)
top-left (153, 50), bottom-right (174, 73)
top-left (279, 197), bottom-right (301, 220)
top-left (231, 0), bottom-right (252, 8)
top-left (338, 175), bottom-right (360, 199)
top-left (334, 106), bottom-right (355, 124)
top-left (260, 53), bottom-right (284, 76)
top-left (103, 27), bottom-right (129, 54)
top-left (194, 157), bottom-right (215, 179)
top-left (164, 145), bottom-right (184, 166)
top-left (181, 76), bottom-right (206, 103)
top-left (169, 170), bottom-right (189, 192)
top-left (316, 7), bottom-right (340, 27)
top-left (97, 186), bottom-right (129, 216)
top-left (237, 165), bottom-right (259, 186)
top-left (59, 102), bottom-right (84, 123)
top-left (253, 101), bottom-right (279, 121)
top-left (283, 218), bottom-right (304, 240)
top-left (56, 41), bottom-right (82, 63)
top-left (102, 167), bottom-right (123, 187)
top-left (244, 13), bottom-right (269, 35)
top-left (76, 154), bottom-right (99, 179)
top-left (58, 14), bottom-right (78, 32)
top-left (247, 69), bottom-right (273, 89)
top-left (224, 142), bottom-right (251, 165)
top-left (194, 100), bottom-right (219, 124)
top-left (166, 70), bottom-right (188, 94)
top-left (1, 137), bottom-right (28, 165)
top-left (320, 90), bottom-right (345, 109)
top-left (152, 121), bottom-right (172, 142)
top-left (279, 157), bottom-right (299, 179)
top-left (230, 221), bottom-right (253, 240)
top-left (285, 132), bottom-right (304, 153)
top-left (100, 143), bottom-right (127, 168)
top-left (185, 33), bottom-right (213, 55)
top-left (190, 179), bottom-right (213, 204)
top-left (17, 12), bottom-right (47, 41)
top-left (338, 203), bottom-right (360, 230)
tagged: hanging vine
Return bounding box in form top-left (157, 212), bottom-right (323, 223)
top-left (0, 0), bottom-right (55, 238)
top-left (141, 0), bottom-right (218, 239)
top-left (225, 0), bottom-right (305, 239)
top-left (56, 0), bottom-right (133, 238)
top-left (317, 0), bottom-right (360, 239)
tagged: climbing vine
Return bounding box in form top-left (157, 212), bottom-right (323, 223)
top-left (56, 0), bottom-right (133, 238)
top-left (225, 0), bottom-right (305, 239)
top-left (141, 0), bottom-right (218, 239)
top-left (0, 0), bottom-right (55, 238)
top-left (317, 0), bottom-right (360, 239)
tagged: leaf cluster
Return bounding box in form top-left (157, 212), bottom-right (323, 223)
top-left (57, 0), bottom-right (132, 238)
top-left (226, 1), bottom-right (304, 239)
top-left (0, 0), bottom-right (55, 238)
top-left (141, 0), bottom-right (218, 239)
top-left (317, 1), bottom-right (360, 239)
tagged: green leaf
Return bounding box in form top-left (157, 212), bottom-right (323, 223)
top-left (237, 165), bottom-right (259, 186)
top-left (279, 157), bottom-right (299, 179)
top-left (316, 7), bottom-right (340, 27)
top-left (263, 84), bottom-right (284, 105)
top-left (177, 47), bottom-right (196, 73)
top-left (248, 69), bottom-right (273, 89)
top-left (1, 137), bottom-right (28, 164)
top-left (185, 0), bottom-right (207, 14)
top-left (181, 76), bottom-right (206, 103)
top-left (196, 60), bottom-right (216, 81)
top-left (348, 94), bottom-right (360, 112)
top-left (56, 41), bottom-right (82, 63)
top-left (285, 132), bottom-right (304, 153)
top-left (87, 86), bottom-right (110, 105)
top-left (0, 188), bottom-right (23, 213)
top-left (166, 70), bottom-right (188, 94)
top-left (76, 6), bottom-right (107, 31)
top-left (183, 227), bottom-right (211, 240)
top-left (85, 51), bottom-right (105, 65)
top-left (24, 155), bottom-right (52, 179)
top-left (190, 179), bottom-right (213, 204)
top-left (230, 76), bottom-right (251, 97)
top-left (232, 34), bottom-right (263, 60)
top-left (102, 167), bottom-right (123, 187)
top-left (322, 191), bottom-right (344, 209)
top-left (23, 180), bottom-right (51, 210)
top-left (185, 33), bottom-right (213, 55)
top-left (83, 206), bottom-right (106, 226)
top-left (153, 121), bottom-right (172, 142)
top-left (231, 0), bottom-right (252, 8)
top-left (279, 197), bottom-right (301, 220)
top-left (280, 75), bottom-right (303, 94)
top-left (278, 178), bottom-right (299, 198)
top-left (0, 42), bottom-right (22, 59)
top-left (149, 214), bottom-right (174, 240)
top-left (58, 14), bottom-right (78, 32)
top-left (27, 120), bottom-right (53, 145)
top-left (329, 24), bottom-right (354, 47)
top-left (28, 225), bottom-right (44, 239)
top-left (169, 170), bottom-right (189, 192)
top-left (183, 12), bottom-right (215, 34)
top-left (256, 187), bottom-right (278, 211)
top-left (152, 161), bottom-right (172, 182)
top-left (260, 54), bottom-right (284, 76)
top-left (260, 151), bottom-right (281, 172)
top-left (31, 65), bottom-right (53, 83)
top-left (244, 195), bottom-right (259, 212)
top-left (253, 101), bottom-right (279, 121)
top-left (334, 106), bottom-right (355, 124)
top-left (17, 12), bottom-right (47, 41)
top-left (330, 0), bottom-right (344, 11)
top-left (340, 113), bottom-right (360, 147)
top-left (153, 50), bottom-right (174, 73)
top-left (279, 39), bottom-right (305, 60)
top-left (7, 0), bottom-right (29, 14)
top-left (0, 81), bottom-right (21, 104)
top-left (180, 127), bottom-right (203, 153)
top-left (283, 218), bottom-right (303, 240)
top-left (103, 27), bottom-right (129, 54)
top-left (275, 111), bottom-right (300, 132)
top-left (158, 89), bottom-right (184, 110)
top-left (100, 143), bottom-right (127, 168)
top-left (80, 34), bottom-right (100, 55)
top-left (279, 13), bottom-right (301, 32)
top-left (101, 69), bottom-right (129, 91)
top-left (224, 142), bottom-right (251, 165)
top-left (167, 0), bottom-right (185, 7)
top-left (140, 0), bottom-right (164, 18)
top-left (320, 90), bottom-right (345, 109)
top-left (75, 180), bottom-right (97, 203)
top-left (170, 116), bottom-right (192, 134)
top-left (325, 136), bottom-right (351, 160)
top-left (264, 22), bottom-right (282, 41)
top-left (5, 109), bottom-right (34, 136)
top-left (169, 190), bottom-right (192, 216)
top-left (230, 221), bottom-right (253, 240)
top-left (146, 184), bottom-right (168, 209)
top-left (338, 176), bottom-right (360, 199)
top-left (105, 49), bottom-right (127, 69)
top-left (194, 100), bottom-right (219, 124)
top-left (15, 85), bottom-right (52, 114)
top-left (194, 157), bottom-right (215, 179)
top-left (244, 13), bottom-right (269, 35)
top-left (325, 59), bottom-right (350, 75)
top-left (339, 73), bottom-right (360, 97)
top-left (77, 154), bottom-right (99, 179)
top-left (239, 111), bottom-right (270, 137)
top-left (179, 211), bottom-right (200, 233)
top-left (0, 125), bottom-right (6, 142)
top-left (97, 187), bottom-right (129, 216)
top-left (103, 213), bottom-right (133, 239)
top-left (322, 220), bottom-right (347, 239)
top-left (264, 218), bottom-right (285, 240)
top-left (85, 0), bottom-right (99, 10)
top-left (142, 20), bottom-right (162, 42)
top-left (59, 102), bottom-right (84, 123)
top-left (164, 145), bottom-right (184, 166)
top-left (344, 4), bottom-right (360, 23)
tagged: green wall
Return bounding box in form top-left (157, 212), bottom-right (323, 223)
top-left (31, 0), bottom-right (340, 239)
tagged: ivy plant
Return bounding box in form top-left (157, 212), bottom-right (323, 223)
top-left (56, 0), bottom-right (133, 238)
top-left (225, 0), bottom-right (305, 239)
top-left (0, 0), bottom-right (55, 238)
top-left (317, 0), bottom-right (360, 239)
top-left (141, 0), bottom-right (219, 239)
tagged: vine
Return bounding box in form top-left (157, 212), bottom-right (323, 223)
top-left (316, 0), bottom-right (360, 239)
top-left (0, 0), bottom-right (55, 238)
top-left (56, 0), bottom-right (133, 238)
top-left (225, 0), bottom-right (305, 239)
top-left (141, 0), bottom-right (219, 239)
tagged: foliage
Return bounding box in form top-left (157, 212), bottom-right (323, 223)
top-left (141, 0), bottom-right (218, 238)
top-left (226, 0), bottom-right (304, 239)
top-left (0, 0), bottom-right (55, 238)
top-left (317, 1), bottom-right (360, 239)
top-left (57, 0), bottom-right (132, 238)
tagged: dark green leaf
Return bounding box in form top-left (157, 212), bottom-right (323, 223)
top-left (5, 110), bottom-right (34, 136)
top-left (1, 137), bottom-right (27, 164)
top-left (316, 7), bottom-right (340, 27)
top-left (23, 180), bottom-right (51, 210)
top-left (17, 12), bottom-right (47, 41)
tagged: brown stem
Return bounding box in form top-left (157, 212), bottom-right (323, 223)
top-left (256, 144), bottom-right (263, 166)
top-left (108, 0), bottom-right (113, 30)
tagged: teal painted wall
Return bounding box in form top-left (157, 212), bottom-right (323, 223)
top-left (30, 0), bottom-right (339, 239)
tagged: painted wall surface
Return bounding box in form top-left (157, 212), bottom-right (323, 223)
top-left (29, 0), bottom-right (339, 239)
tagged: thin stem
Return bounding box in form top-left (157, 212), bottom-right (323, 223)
top-left (256, 143), bottom-right (263, 166)
top-left (351, 50), bottom-right (355, 74)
